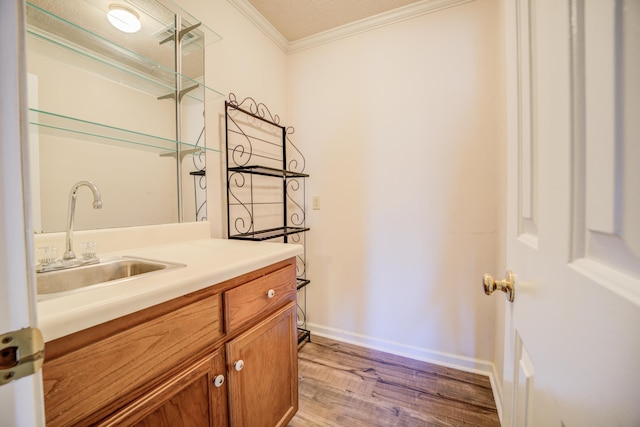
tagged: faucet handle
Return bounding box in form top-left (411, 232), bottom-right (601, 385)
top-left (37, 246), bottom-right (58, 265)
top-left (80, 241), bottom-right (97, 260)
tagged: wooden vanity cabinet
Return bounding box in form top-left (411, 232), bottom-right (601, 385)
top-left (42, 258), bottom-right (298, 427)
top-left (42, 294), bottom-right (224, 426)
top-left (223, 259), bottom-right (298, 427)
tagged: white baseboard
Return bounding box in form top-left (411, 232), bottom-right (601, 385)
top-left (306, 322), bottom-right (503, 423)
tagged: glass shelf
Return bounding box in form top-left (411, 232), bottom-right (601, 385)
top-left (26, 2), bottom-right (224, 103)
top-left (29, 108), bottom-right (220, 154)
top-left (131, 0), bottom-right (222, 47)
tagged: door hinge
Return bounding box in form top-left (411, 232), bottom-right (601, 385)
top-left (0, 327), bottom-right (45, 386)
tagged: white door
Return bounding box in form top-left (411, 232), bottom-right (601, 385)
top-left (499, 0), bottom-right (640, 426)
top-left (0, 1), bottom-right (46, 425)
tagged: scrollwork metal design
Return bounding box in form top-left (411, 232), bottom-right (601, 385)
top-left (227, 171), bottom-right (253, 235)
top-left (191, 125), bottom-right (207, 221)
top-left (195, 174), bottom-right (207, 221)
top-left (226, 113), bottom-right (254, 167)
top-left (286, 179), bottom-right (305, 227)
top-left (286, 126), bottom-right (306, 174)
top-left (296, 253), bottom-right (307, 278)
top-left (228, 93), bottom-right (281, 125)
top-left (296, 255), bottom-right (307, 279)
top-left (288, 232), bottom-right (308, 279)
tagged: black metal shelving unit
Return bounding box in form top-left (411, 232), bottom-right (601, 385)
top-left (225, 94), bottom-right (311, 345)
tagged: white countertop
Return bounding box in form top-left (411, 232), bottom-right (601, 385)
top-left (37, 238), bottom-right (302, 342)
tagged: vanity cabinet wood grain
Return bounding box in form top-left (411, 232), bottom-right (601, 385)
top-left (99, 349), bottom-right (228, 427)
top-left (42, 258), bottom-right (298, 427)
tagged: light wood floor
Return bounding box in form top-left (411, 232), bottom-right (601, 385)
top-left (288, 336), bottom-right (500, 427)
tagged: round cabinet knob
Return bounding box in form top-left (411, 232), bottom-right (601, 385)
top-left (483, 270), bottom-right (515, 302)
top-left (266, 289), bottom-right (275, 299)
top-left (234, 360), bottom-right (244, 371)
top-left (213, 374), bottom-right (225, 388)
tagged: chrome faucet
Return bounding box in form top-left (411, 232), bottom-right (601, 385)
top-left (63, 181), bottom-right (102, 260)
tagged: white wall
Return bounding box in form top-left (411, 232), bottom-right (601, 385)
top-left (177, 0), bottom-right (507, 384)
top-left (287, 0), bottom-right (502, 368)
top-left (175, 0), bottom-right (289, 238)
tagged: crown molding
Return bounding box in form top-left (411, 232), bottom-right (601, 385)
top-left (227, 0), bottom-right (474, 54)
top-left (226, 0), bottom-right (289, 51)
top-left (288, 0), bottom-right (474, 53)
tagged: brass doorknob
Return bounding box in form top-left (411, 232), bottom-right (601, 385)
top-left (483, 271), bottom-right (515, 302)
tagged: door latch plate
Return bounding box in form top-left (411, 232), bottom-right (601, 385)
top-left (0, 327), bottom-right (45, 386)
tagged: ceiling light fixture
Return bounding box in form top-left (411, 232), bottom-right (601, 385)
top-left (107, 4), bottom-right (141, 33)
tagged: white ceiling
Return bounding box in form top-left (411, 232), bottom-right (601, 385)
top-left (245, 0), bottom-right (424, 42)
top-left (228, 0), bottom-right (473, 52)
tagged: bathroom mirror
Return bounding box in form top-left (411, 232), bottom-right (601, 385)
top-left (25, 0), bottom-right (219, 233)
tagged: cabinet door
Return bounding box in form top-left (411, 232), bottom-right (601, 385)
top-left (226, 301), bottom-right (298, 427)
top-left (98, 349), bottom-right (228, 427)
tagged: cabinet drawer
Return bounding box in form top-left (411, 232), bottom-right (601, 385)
top-left (43, 294), bottom-right (222, 427)
top-left (225, 264), bottom-right (296, 333)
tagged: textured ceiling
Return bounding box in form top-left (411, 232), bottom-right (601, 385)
top-left (246, 0), bottom-right (424, 41)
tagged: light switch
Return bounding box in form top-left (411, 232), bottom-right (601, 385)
top-left (312, 195), bottom-right (320, 210)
